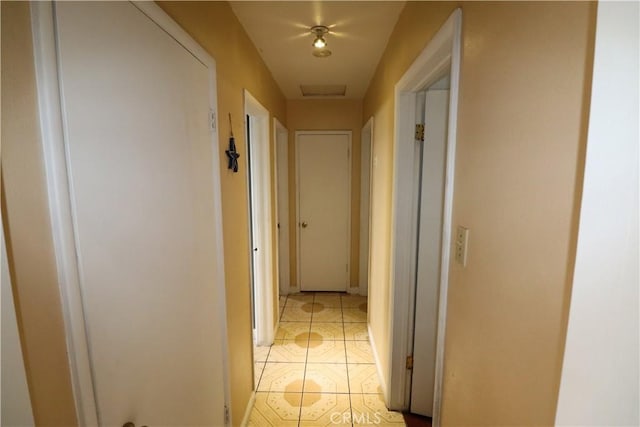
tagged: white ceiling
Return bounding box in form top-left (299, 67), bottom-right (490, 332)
top-left (230, 1), bottom-right (405, 100)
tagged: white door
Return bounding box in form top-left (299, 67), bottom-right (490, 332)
top-left (53, 3), bottom-right (226, 425)
top-left (411, 88), bottom-right (450, 416)
top-left (297, 132), bottom-right (351, 292)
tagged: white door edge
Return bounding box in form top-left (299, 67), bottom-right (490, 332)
top-left (387, 8), bottom-right (462, 427)
top-left (245, 90), bottom-right (275, 346)
top-left (295, 130), bottom-right (352, 293)
top-left (31, 2), bottom-right (231, 425)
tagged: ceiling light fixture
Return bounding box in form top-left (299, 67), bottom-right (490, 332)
top-left (311, 25), bottom-right (329, 49)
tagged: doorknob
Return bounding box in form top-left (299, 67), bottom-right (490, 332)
top-left (301, 222), bottom-right (308, 228)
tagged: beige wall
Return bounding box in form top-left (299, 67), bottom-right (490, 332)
top-left (157, 2), bottom-right (286, 424)
top-left (286, 99), bottom-right (363, 290)
top-left (363, 1), bottom-right (596, 425)
top-left (1, 2), bottom-right (78, 425)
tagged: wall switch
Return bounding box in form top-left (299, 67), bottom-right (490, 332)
top-left (455, 226), bottom-right (469, 267)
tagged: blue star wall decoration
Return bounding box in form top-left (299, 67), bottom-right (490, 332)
top-left (225, 113), bottom-right (240, 173)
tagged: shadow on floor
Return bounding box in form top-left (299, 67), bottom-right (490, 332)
top-left (403, 412), bottom-right (432, 427)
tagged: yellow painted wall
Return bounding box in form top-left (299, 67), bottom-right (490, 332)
top-left (362, 1), bottom-right (596, 424)
top-left (157, 2), bottom-right (286, 424)
top-left (1, 2), bottom-right (78, 424)
top-left (286, 99), bottom-right (363, 290)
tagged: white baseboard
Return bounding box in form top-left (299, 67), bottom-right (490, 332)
top-left (240, 391), bottom-right (256, 427)
top-left (367, 323), bottom-right (388, 401)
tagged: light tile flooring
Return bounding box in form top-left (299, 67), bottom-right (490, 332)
top-left (250, 292), bottom-right (406, 427)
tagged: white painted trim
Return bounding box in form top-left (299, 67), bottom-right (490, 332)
top-left (368, 323), bottom-right (388, 398)
top-left (245, 90), bottom-right (275, 346)
top-left (240, 391), bottom-right (256, 427)
top-left (31, 4), bottom-right (99, 424)
top-left (295, 130), bottom-right (352, 292)
top-left (359, 117), bottom-right (374, 297)
top-left (31, 2), bottom-right (231, 425)
top-left (273, 118), bottom-right (290, 296)
top-left (387, 9), bottom-right (462, 427)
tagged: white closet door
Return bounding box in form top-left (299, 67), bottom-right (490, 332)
top-left (297, 133), bottom-right (351, 292)
top-left (55, 2), bottom-right (225, 425)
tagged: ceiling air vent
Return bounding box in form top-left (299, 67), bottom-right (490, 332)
top-left (300, 85), bottom-right (346, 97)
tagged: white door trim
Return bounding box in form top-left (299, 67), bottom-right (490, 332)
top-left (359, 117), bottom-right (374, 296)
top-left (387, 9), bottom-right (461, 427)
top-left (245, 90), bottom-right (275, 346)
top-left (295, 130), bottom-right (352, 292)
top-left (30, 2), bottom-right (231, 425)
top-left (273, 119), bottom-right (290, 296)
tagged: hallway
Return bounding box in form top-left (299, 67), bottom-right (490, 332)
top-left (250, 293), bottom-right (405, 426)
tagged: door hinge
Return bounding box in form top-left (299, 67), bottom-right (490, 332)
top-left (210, 110), bottom-right (217, 132)
top-left (224, 405), bottom-right (230, 425)
top-left (406, 355), bottom-right (414, 370)
top-left (415, 124), bottom-right (424, 142)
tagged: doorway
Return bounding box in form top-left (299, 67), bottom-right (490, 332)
top-left (274, 119), bottom-right (290, 296)
top-left (386, 9), bottom-right (461, 427)
top-left (245, 90), bottom-right (275, 349)
top-left (359, 118), bottom-right (374, 296)
top-left (296, 131), bottom-right (352, 292)
top-left (410, 77), bottom-right (450, 417)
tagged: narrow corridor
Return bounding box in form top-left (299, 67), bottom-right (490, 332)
top-left (249, 293), bottom-right (406, 426)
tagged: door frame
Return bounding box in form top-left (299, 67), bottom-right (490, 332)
top-left (244, 90), bottom-right (275, 346)
top-left (273, 119), bottom-right (291, 296)
top-left (387, 9), bottom-right (461, 426)
top-left (295, 130), bottom-right (352, 292)
top-left (30, 2), bottom-right (231, 425)
top-left (359, 118), bottom-right (374, 296)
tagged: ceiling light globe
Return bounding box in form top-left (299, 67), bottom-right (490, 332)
top-left (313, 37), bottom-right (326, 49)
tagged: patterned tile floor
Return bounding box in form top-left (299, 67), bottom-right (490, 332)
top-left (249, 292), bottom-right (406, 427)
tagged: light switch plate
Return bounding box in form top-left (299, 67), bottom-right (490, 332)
top-left (455, 226), bottom-right (469, 267)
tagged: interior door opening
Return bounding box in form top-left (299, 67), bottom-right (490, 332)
top-left (247, 115), bottom-right (257, 335)
top-left (387, 11), bottom-right (461, 426)
top-left (408, 74), bottom-right (451, 418)
top-left (274, 120), bottom-right (290, 296)
top-left (244, 91), bottom-right (275, 355)
top-left (359, 119), bottom-right (374, 297)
